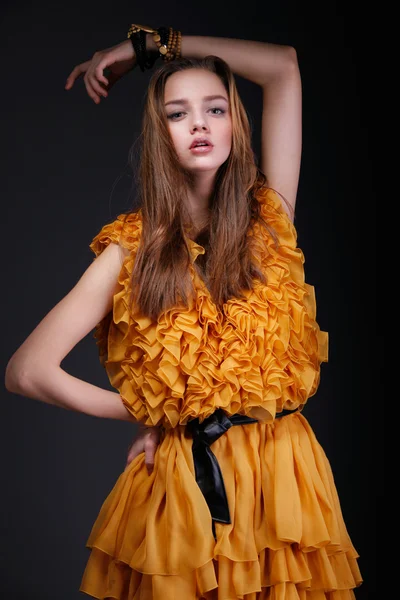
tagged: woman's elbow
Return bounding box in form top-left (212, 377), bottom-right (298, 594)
top-left (264, 45), bottom-right (299, 84)
top-left (284, 46), bottom-right (299, 72)
top-left (5, 358), bottom-right (34, 395)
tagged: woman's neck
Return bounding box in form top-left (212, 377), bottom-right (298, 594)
top-left (184, 173), bottom-right (216, 232)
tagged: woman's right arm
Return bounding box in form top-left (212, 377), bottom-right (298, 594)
top-left (5, 243), bottom-right (137, 422)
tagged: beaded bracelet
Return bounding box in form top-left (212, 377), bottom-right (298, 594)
top-left (127, 23), bottom-right (181, 68)
top-left (129, 29), bottom-right (155, 72)
top-left (163, 27), bottom-right (182, 62)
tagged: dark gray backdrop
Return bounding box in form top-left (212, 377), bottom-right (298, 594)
top-left (1, 2), bottom-right (378, 599)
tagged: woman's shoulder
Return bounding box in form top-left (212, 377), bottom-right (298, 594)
top-left (89, 209), bottom-right (143, 258)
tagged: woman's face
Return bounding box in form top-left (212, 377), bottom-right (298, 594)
top-left (164, 69), bottom-right (232, 174)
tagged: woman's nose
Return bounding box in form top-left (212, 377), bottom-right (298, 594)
top-left (191, 117), bottom-right (209, 132)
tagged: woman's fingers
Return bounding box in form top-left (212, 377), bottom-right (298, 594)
top-left (144, 440), bottom-right (155, 474)
top-left (143, 430), bottom-right (160, 474)
top-left (87, 74), bottom-right (108, 99)
top-left (86, 59), bottom-right (111, 99)
top-left (83, 73), bottom-right (102, 104)
top-left (65, 61), bottom-right (90, 89)
top-left (124, 438), bottom-right (141, 471)
top-left (124, 427), bottom-right (161, 474)
top-left (65, 59), bottom-right (108, 102)
top-left (94, 64), bottom-right (109, 87)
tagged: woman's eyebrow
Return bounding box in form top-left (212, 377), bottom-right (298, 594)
top-left (164, 94), bottom-right (229, 107)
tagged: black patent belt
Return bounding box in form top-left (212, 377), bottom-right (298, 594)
top-left (186, 407), bottom-right (299, 533)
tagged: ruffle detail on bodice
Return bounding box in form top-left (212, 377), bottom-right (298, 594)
top-left (89, 211), bottom-right (143, 369)
top-left (89, 188), bottom-right (328, 429)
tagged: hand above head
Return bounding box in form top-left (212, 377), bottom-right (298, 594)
top-left (124, 423), bottom-right (163, 475)
top-left (64, 40), bottom-right (136, 104)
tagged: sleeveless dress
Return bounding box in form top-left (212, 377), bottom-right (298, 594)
top-left (79, 187), bottom-right (362, 599)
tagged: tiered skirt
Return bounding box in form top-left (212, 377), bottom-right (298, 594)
top-left (80, 412), bottom-right (362, 599)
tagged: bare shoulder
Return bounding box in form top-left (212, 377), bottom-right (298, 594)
top-left (5, 239), bottom-right (133, 375)
top-left (90, 239), bottom-right (131, 270)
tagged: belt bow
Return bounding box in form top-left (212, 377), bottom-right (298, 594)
top-left (186, 408), bottom-right (258, 524)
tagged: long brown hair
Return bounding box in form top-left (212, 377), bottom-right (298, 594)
top-left (128, 55), bottom-right (276, 321)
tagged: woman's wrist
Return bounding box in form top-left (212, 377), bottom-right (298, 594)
top-left (114, 39), bottom-right (135, 61)
top-left (145, 32), bottom-right (160, 57)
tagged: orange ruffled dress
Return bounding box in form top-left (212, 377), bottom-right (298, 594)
top-left (79, 188), bottom-right (362, 599)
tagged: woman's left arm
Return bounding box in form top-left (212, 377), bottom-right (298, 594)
top-left (66, 33), bottom-right (301, 214)
top-left (148, 34), bottom-right (302, 217)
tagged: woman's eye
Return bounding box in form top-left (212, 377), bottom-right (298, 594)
top-left (167, 111), bottom-right (185, 119)
top-left (167, 108), bottom-right (225, 120)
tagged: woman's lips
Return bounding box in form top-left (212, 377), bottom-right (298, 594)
top-left (189, 145), bottom-right (213, 154)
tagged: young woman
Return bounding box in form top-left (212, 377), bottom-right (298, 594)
top-left (5, 24), bottom-right (363, 599)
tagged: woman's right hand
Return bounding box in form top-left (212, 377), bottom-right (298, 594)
top-left (124, 424), bottom-right (163, 475)
top-left (65, 40), bottom-right (136, 104)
